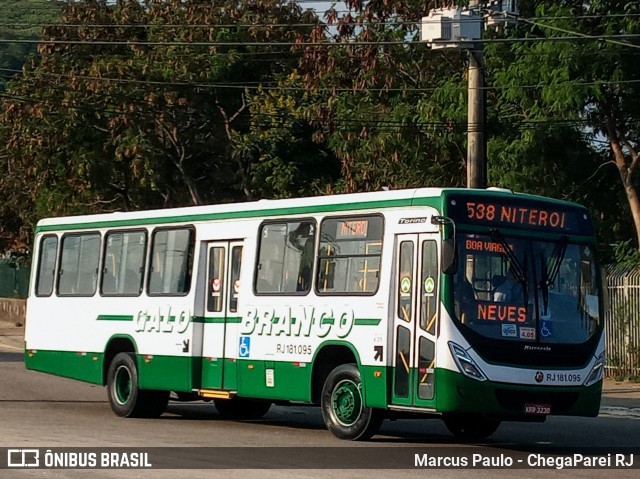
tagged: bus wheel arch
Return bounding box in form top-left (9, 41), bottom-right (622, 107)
top-left (102, 336), bottom-right (137, 386)
top-left (311, 344), bottom-right (359, 404)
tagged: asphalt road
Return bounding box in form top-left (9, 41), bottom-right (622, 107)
top-left (1, 350), bottom-right (640, 479)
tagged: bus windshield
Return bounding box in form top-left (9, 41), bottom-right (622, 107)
top-left (453, 233), bottom-right (600, 345)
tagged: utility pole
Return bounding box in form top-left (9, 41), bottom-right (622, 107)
top-left (421, 1), bottom-right (519, 189)
top-left (467, 46), bottom-right (485, 188)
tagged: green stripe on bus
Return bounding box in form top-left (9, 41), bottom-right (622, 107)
top-left (96, 315), bottom-right (134, 322)
top-left (354, 318), bottom-right (382, 326)
top-left (96, 314), bottom-right (377, 326)
top-left (255, 317), bottom-right (380, 326)
top-left (35, 197), bottom-right (435, 233)
top-left (192, 316), bottom-right (242, 324)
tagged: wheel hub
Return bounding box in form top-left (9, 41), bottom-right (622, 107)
top-left (114, 365), bottom-right (132, 405)
top-left (331, 379), bottom-right (362, 426)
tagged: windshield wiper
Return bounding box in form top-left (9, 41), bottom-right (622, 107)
top-left (540, 253), bottom-right (549, 316)
top-left (490, 229), bottom-right (528, 303)
top-left (547, 236), bottom-right (568, 285)
top-left (539, 236), bottom-right (568, 316)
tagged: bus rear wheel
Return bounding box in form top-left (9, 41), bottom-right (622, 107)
top-left (443, 414), bottom-right (501, 441)
top-left (106, 352), bottom-right (169, 418)
top-left (321, 364), bottom-right (382, 441)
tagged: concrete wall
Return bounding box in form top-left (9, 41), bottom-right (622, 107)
top-left (0, 298), bottom-right (26, 326)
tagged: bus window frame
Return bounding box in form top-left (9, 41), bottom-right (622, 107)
top-left (146, 225), bottom-right (196, 298)
top-left (315, 213), bottom-right (385, 297)
top-left (253, 218), bottom-right (317, 297)
top-left (35, 234), bottom-right (59, 298)
top-left (99, 228), bottom-right (148, 298)
top-left (228, 244), bottom-right (243, 313)
top-left (56, 231), bottom-right (102, 298)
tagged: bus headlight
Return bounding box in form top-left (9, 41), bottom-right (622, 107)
top-left (583, 352), bottom-right (604, 387)
top-left (448, 341), bottom-right (487, 382)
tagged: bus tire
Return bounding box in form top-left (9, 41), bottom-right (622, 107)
top-left (321, 363), bottom-right (382, 441)
top-left (214, 398), bottom-right (272, 419)
top-left (106, 352), bottom-right (168, 418)
top-left (443, 414), bottom-right (501, 441)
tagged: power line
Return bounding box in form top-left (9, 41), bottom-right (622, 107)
top-left (4, 11), bottom-right (640, 30)
top-left (513, 14), bottom-right (640, 51)
top-left (0, 31), bottom-right (639, 47)
top-left (4, 65), bottom-right (640, 94)
top-left (0, 89), bottom-right (604, 132)
top-left (0, 38), bottom-right (399, 47)
top-left (6, 42), bottom-right (640, 61)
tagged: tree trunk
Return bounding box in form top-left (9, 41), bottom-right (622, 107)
top-left (607, 118), bottom-right (640, 249)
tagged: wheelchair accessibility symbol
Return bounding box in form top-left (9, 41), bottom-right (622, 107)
top-left (540, 320), bottom-right (553, 338)
top-left (239, 336), bottom-right (251, 358)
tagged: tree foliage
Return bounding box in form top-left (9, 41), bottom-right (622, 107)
top-left (294, 0), bottom-right (470, 192)
top-left (0, 0), bottom-right (61, 92)
top-left (487, 0), bottom-right (640, 250)
top-left (238, 72), bottom-right (341, 198)
top-left (0, 0), bottom-right (323, 248)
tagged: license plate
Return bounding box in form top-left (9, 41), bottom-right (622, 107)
top-left (524, 403), bottom-right (551, 415)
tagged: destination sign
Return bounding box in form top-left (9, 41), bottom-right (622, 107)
top-left (337, 220), bottom-right (369, 239)
top-left (445, 194), bottom-right (593, 235)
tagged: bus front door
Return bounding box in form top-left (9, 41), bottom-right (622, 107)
top-left (200, 241), bottom-right (243, 390)
top-left (391, 234), bottom-right (439, 409)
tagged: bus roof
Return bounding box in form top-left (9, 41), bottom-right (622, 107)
top-left (34, 187), bottom-right (585, 233)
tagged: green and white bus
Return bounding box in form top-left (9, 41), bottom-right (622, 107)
top-left (25, 187), bottom-right (604, 440)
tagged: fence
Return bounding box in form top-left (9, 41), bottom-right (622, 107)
top-left (605, 267), bottom-right (640, 379)
top-left (0, 260), bottom-right (30, 299)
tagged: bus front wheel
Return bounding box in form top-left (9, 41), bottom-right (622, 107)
top-left (106, 352), bottom-right (169, 418)
top-left (321, 364), bottom-right (382, 440)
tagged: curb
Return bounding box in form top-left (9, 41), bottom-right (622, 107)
top-left (599, 406), bottom-right (640, 418)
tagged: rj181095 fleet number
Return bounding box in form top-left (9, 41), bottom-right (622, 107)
top-left (545, 373), bottom-right (581, 383)
top-left (276, 343), bottom-right (313, 355)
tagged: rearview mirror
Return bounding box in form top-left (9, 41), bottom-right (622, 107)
top-left (431, 216), bottom-right (456, 275)
top-left (442, 237), bottom-right (456, 275)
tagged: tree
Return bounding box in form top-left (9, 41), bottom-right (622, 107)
top-left (238, 72), bottom-right (341, 199)
top-left (0, 0), bottom-right (61, 92)
top-left (487, 0), bottom-right (640, 250)
top-left (0, 0), bottom-right (319, 248)
top-left (296, 0), bottom-right (471, 192)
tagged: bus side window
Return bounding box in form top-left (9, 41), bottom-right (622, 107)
top-left (290, 224), bottom-right (314, 291)
top-left (255, 220), bottom-right (316, 295)
top-left (101, 231), bottom-right (146, 296)
top-left (316, 215), bottom-right (383, 295)
top-left (102, 271), bottom-right (117, 295)
top-left (35, 235), bottom-right (58, 297)
top-left (148, 227), bottom-right (194, 296)
top-left (58, 233), bottom-right (100, 296)
top-left (123, 269), bottom-right (142, 294)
